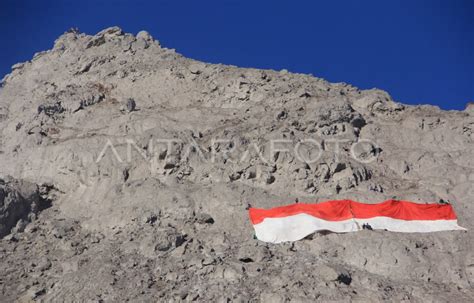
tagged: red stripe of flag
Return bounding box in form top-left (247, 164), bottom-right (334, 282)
top-left (249, 200), bottom-right (458, 225)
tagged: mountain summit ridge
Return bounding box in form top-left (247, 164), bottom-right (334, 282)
top-left (0, 27), bottom-right (473, 301)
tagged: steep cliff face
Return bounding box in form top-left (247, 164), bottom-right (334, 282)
top-left (0, 27), bottom-right (473, 301)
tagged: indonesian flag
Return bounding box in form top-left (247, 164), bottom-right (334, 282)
top-left (249, 200), bottom-right (466, 243)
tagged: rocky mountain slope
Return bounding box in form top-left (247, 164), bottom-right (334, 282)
top-left (0, 27), bottom-right (473, 302)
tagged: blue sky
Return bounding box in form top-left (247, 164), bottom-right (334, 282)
top-left (1, 0), bottom-right (472, 110)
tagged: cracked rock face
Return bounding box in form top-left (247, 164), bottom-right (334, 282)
top-left (0, 178), bottom-right (43, 238)
top-left (0, 27), bottom-right (474, 301)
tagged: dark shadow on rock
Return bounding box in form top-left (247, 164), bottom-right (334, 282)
top-left (0, 177), bottom-right (55, 238)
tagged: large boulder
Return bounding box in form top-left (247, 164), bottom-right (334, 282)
top-left (0, 177), bottom-right (47, 238)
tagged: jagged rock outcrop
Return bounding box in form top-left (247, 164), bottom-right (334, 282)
top-left (0, 178), bottom-right (44, 238)
top-left (0, 27), bottom-right (473, 302)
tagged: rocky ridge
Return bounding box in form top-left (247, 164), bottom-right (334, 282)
top-left (0, 27), bottom-right (473, 302)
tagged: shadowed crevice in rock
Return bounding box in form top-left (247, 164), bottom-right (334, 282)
top-left (0, 177), bottom-right (54, 238)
